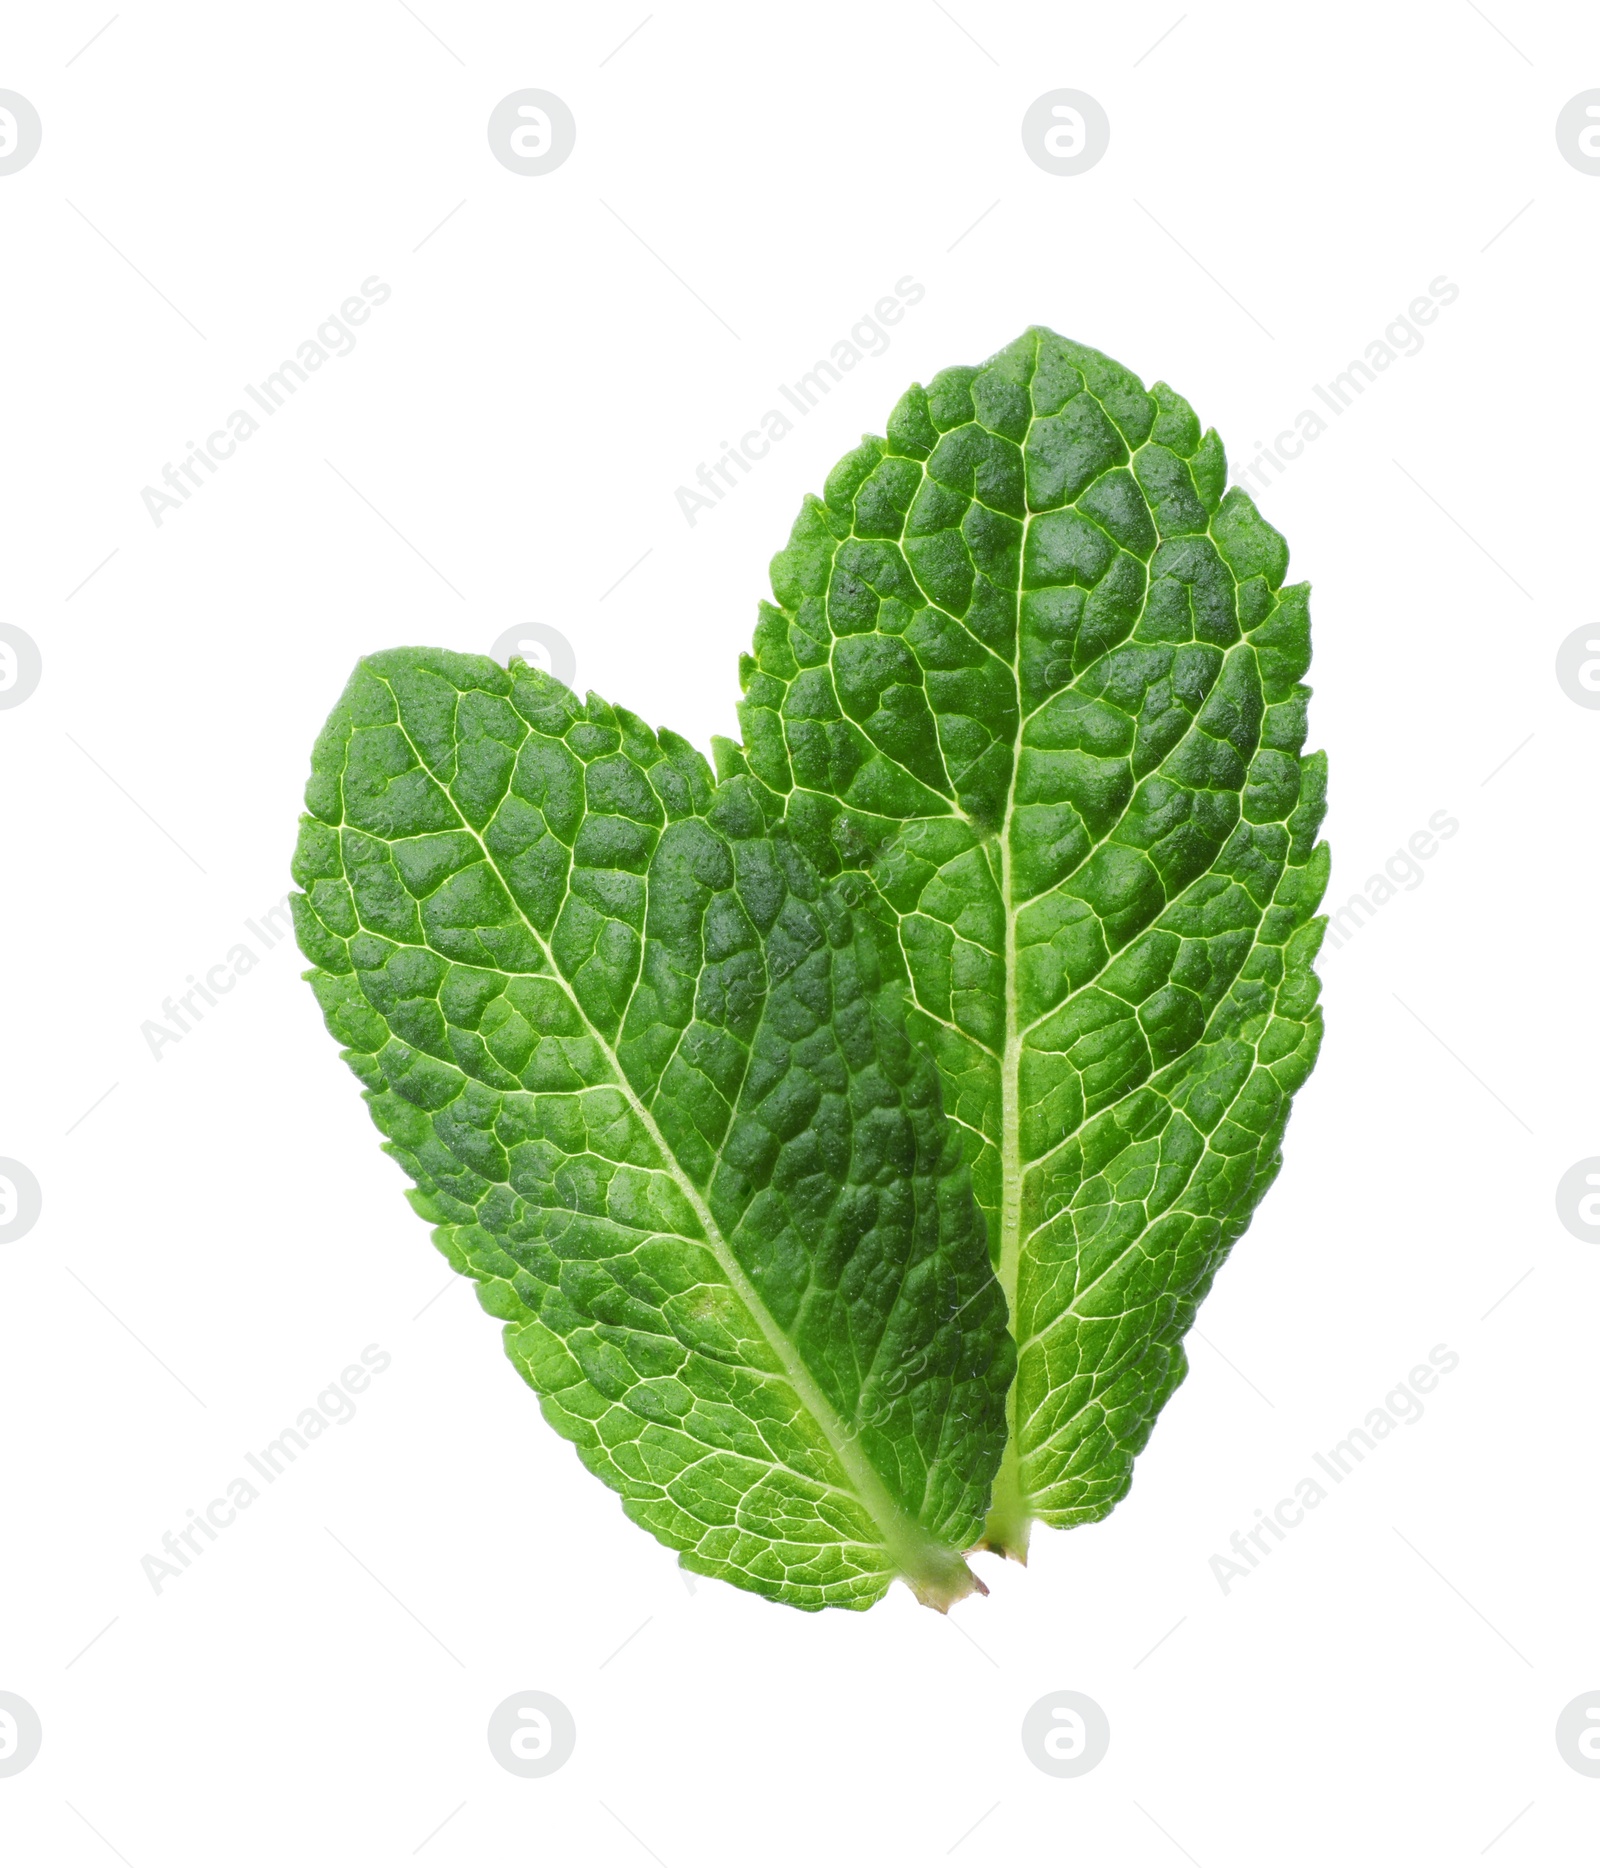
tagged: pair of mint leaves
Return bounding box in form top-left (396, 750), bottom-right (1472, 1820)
top-left (291, 328), bottom-right (1327, 1613)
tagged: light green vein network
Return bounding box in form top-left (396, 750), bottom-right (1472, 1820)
top-left (292, 653), bottom-right (1013, 1610)
top-left (738, 326), bottom-right (1328, 1555)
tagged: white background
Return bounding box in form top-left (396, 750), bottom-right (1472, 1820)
top-left (1, 2), bottom-right (1597, 1861)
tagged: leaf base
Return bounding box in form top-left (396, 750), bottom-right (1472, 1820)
top-left (978, 1449), bottom-right (1033, 1564)
top-left (905, 1556), bottom-right (990, 1614)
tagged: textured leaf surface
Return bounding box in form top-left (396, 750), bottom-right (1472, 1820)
top-left (738, 328), bottom-right (1328, 1552)
top-left (291, 649), bottom-right (1012, 1610)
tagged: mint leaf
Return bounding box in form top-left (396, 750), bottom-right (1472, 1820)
top-left (738, 328), bottom-right (1328, 1555)
top-left (291, 649), bottom-right (1012, 1610)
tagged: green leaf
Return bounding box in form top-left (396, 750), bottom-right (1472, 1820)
top-left (292, 648), bottom-right (1012, 1611)
top-left (738, 328), bottom-right (1328, 1556)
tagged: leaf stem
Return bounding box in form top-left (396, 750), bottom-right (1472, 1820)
top-left (979, 1439), bottom-right (1031, 1563)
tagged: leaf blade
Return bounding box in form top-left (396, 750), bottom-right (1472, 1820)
top-left (739, 329), bottom-right (1328, 1553)
top-left (293, 648), bottom-right (1013, 1609)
